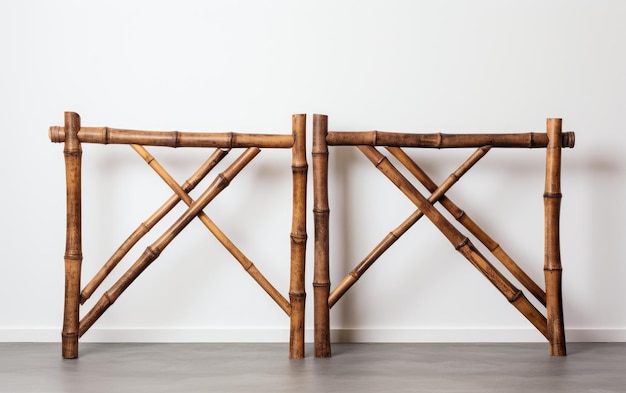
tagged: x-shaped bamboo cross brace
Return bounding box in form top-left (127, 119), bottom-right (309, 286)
top-left (78, 146), bottom-right (290, 337)
top-left (331, 145), bottom-right (548, 338)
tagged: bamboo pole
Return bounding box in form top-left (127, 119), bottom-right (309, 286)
top-left (289, 114), bottom-right (307, 359)
top-left (78, 148), bottom-right (261, 336)
top-left (49, 126), bottom-right (294, 148)
top-left (544, 118), bottom-right (567, 356)
top-left (329, 146), bottom-right (491, 307)
top-left (80, 148), bottom-right (230, 304)
top-left (61, 112), bottom-right (82, 359)
top-left (387, 146), bottom-right (547, 306)
top-left (312, 114), bottom-right (332, 358)
top-left (358, 146), bottom-right (549, 338)
top-left (326, 130), bottom-right (575, 149)
top-left (128, 145), bottom-right (291, 316)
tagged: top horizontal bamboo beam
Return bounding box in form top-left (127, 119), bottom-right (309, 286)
top-left (326, 130), bottom-right (575, 149)
top-left (49, 126), bottom-right (295, 149)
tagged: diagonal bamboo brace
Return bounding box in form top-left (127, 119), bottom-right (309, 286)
top-left (329, 146), bottom-right (491, 307)
top-left (129, 145), bottom-right (291, 316)
top-left (358, 145), bottom-right (548, 338)
top-left (80, 148), bottom-right (230, 304)
top-left (387, 146), bottom-right (547, 306)
top-left (78, 148), bottom-right (261, 336)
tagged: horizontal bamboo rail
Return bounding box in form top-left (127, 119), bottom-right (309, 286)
top-left (326, 130), bottom-right (575, 149)
top-left (51, 112), bottom-right (307, 359)
top-left (313, 114), bottom-right (574, 358)
top-left (49, 126), bottom-right (294, 148)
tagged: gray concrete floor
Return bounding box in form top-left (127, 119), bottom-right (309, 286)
top-left (0, 343), bottom-right (624, 393)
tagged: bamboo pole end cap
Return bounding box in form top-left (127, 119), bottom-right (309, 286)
top-left (49, 126), bottom-right (64, 143)
top-left (563, 132), bottom-right (575, 148)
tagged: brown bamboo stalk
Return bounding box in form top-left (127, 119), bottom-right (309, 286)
top-left (358, 145), bottom-right (548, 338)
top-left (289, 114), bottom-right (307, 359)
top-left (61, 112), bottom-right (82, 359)
top-left (49, 126), bottom-right (294, 148)
top-left (387, 146), bottom-right (547, 306)
top-left (329, 146), bottom-right (491, 307)
top-left (78, 148), bottom-right (261, 336)
top-left (326, 130), bottom-right (575, 149)
top-left (312, 114), bottom-right (332, 358)
top-left (80, 148), bottom-right (230, 304)
top-left (129, 145), bottom-right (291, 316)
top-left (544, 118), bottom-right (567, 356)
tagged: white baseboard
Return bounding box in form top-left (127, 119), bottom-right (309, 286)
top-left (1, 328), bottom-right (624, 343)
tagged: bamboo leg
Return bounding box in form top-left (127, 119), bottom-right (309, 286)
top-left (80, 148), bottom-right (230, 304)
top-left (313, 114), bottom-right (331, 358)
top-left (358, 146), bottom-right (549, 338)
top-left (78, 148), bottom-right (260, 336)
top-left (544, 118), bottom-right (567, 356)
top-left (289, 114), bottom-right (307, 359)
top-left (329, 146), bottom-right (491, 307)
top-left (387, 146), bottom-right (547, 306)
top-left (61, 112), bottom-right (82, 359)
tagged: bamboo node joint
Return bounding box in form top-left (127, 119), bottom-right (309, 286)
top-left (509, 290), bottom-right (522, 303)
top-left (455, 237), bottom-right (469, 250)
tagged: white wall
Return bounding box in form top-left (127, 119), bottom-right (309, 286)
top-left (1, 0), bottom-right (624, 344)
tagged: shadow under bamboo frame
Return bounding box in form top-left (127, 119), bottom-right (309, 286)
top-left (51, 112), bottom-right (307, 359)
top-left (312, 114), bottom-right (574, 358)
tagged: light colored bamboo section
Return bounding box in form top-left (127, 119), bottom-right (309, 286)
top-left (52, 112), bottom-right (307, 359)
top-left (61, 112), bottom-right (82, 359)
top-left (329, 146), bottom-right (491, 307)
top-left (80, 148), bottom-right (230, 304)
top-left (312, 114), bottom-right (332, 358)
top-left (326, 130), bottom-right (575, 149)
top-left (289, 114), bottom-right (307, 359)
top-left (386, 147), bottom-right (547, 306)
top-left (544, 118), bottom-right (566, 356)
top-left (49, 126), bottom-right (294, 148)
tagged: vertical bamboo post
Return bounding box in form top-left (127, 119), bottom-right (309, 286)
top-left (544, 118), bottom-right (567, 356)
top-left (289, 114), bottom-right (307, 359)
top-left (313, 114), bottom-right (332, 357)
top-left (61, 112), bottom-right (82, 359)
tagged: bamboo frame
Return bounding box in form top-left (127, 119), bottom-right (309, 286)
top-left (51, 112), bottom-right (307, 359)
top-left (312, 114), bottom-right (574, 357)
